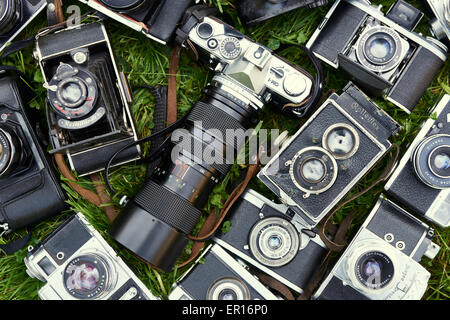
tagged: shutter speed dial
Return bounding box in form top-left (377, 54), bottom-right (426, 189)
top-left (220, 37), bottom-right (241, 60)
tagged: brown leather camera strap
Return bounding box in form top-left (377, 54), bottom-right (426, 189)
top-left (318, 143), bottom-right (400, 252)
top-left (46, 0), bottom-right (65, 26)
top-left (177, 146), bottom-right (264, 269)
top-left (54, 154), bottom-right (118, 223)
top-left (167, 45), bottom-right (181, 125)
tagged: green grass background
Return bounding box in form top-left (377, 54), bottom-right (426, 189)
top-left (0, 0), bottom-right (448, 300)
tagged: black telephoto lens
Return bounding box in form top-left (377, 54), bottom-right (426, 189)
top-left (0, 0), bottom-right (21, 36)
top-left (109, 81), bottom-right (259, 272)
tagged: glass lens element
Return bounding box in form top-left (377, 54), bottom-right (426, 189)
top-left (301, 158), bottom-right (325, 183)
top-left (369, 38), bottom-right (391, 59)
top-left (65, 262), bottom-right (101, 292)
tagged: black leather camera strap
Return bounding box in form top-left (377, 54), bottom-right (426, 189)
top-left (0, 230), bottom-right (32, 255)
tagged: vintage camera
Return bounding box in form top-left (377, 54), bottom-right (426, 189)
top-left (258, 82), bottom-right (401, 228)
top-left (236, 0), bottom-right (329, 26)
top-left (24, 213), bottom-right (159, 300)
top-left (306, 0), bottom-right (448, 113)
top-left (0, 71), bottom-right (66, 236)
top-left (384, 94), bottom-right (450, 228)
top-left (169, 244), bottom-right (278, 300)
top-left (34, 22), bottom-right (141, 176)
top-left (426, 0), bottom-right (450, 43)
top-left (313, 197), bottom-right (440, 300)
top-left (76, 0), bottom-right (195, 44)
top-left (109, 10), bottom-right (317, 272)
top-left (0, 0), bottom-right (47, 53)
top-left (214, 189), bottom-right (327, 295)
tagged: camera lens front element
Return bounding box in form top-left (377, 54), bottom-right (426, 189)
top-left (249, 217), bottom-right (300, 267)
top-left (323, 123), bottom-right (360, 159)
top-left (356, 26), bottom-right (404, 73)
top-left (288, 147), bottom-right (338, 196)
top-left (413, 134), bottom-right (450, 189)
top-left (47, 63), bottom-right (99, 121)
top-left (355, 251), bottom-right (395, 290)
top-left (207, 277), bottom-right (251, 300)
top-left (0, 0), bottom-right (21, 36)
top-left (63, 254), bottom-right (113, 299)
top-left (0, 126), bottom-right (21, 178)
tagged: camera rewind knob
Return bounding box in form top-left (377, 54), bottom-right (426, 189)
top-left (283, 74), bottom-right (306, 97)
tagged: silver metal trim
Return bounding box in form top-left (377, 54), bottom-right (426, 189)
top-left (259, 98), bottom-right (388, 226)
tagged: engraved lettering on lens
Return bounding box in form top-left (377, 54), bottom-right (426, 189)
top-left (355, 251), bottom-right (394, 290)
top-left (63, 255), bottom-right (110, 299)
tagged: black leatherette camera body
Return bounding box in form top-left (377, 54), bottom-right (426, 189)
top-left (0, 73), bottom-right (66, 233)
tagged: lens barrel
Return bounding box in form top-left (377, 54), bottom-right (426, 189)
top-left (0, 0), bottom-right (21, 36)
top-left (0, 126), bottom-right (22, 177)
top-left (110, 82), bottom-right (259, 272)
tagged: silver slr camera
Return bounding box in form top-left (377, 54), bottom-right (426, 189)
top-left (313, 197), bottom-right (440, 300)
top-left (385, 94), bottom-right (450, 228)
top-left (24, 213), bottom-right (158, 300)
top-left (427, 0), bottom-right (450, 43)
top-left (183, 14), bottom-right (315, 115)
top-left (258, 83), bottom-right (401, 227)
top-left (169, 244), bottom-right (278, 300)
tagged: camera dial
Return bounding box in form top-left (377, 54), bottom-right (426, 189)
top-left (63, 254), bottom-right (116, 299)
top-left (413, 134), bottom-right (450, 189)
top-left (47, 63), bottom-right (99, 121)
top-left (0, 0), bottom-right (21, 36)
top-left (206, 277), bottom-right (250, 300)
top-left (287, 146), bottom-right (338, 197)
top-left (356, 26), bottom-right (405, 73)
top-left (0, 126), bottom-right (21, 177)
top-left (322, 123), bottom-right (360, 159)
top-left (220, 37), bottom-right (241, 60)
top-left (249, 216), bottom-right (300, 267)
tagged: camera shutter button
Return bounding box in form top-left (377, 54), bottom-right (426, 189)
top-left (283, 74), bottom-right (306, 97)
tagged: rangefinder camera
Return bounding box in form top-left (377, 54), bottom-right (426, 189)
top-left (258, 82), bottom-right (401, 227)
top-left (24, 213), bottom-right (158, 300)
top-left (169, 244), bottom-right (278, 300)
top-left (385, 94), bottom-right (450, 228)
top-left (214, 188), bottom-right (327, 295)
top-left (236, 0), bottom-right (329, 26)
top-left (427, 0), bottom-right (450, 43)
top-left (109, 9), bottom-right (316, 273)
top-left (313, 197), bottom-right (440, 300)
top-left (77, 0), bottom-right (195, 44)
top-left (0, 0), bottom-right (47, 53)
top-left (306, 0), bottom-right (448, 113)
top-left (0, 71), bottom-right (66, 236)
top-left (34, 22), bottom-right (141, 176)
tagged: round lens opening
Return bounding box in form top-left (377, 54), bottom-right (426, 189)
top-left (355, 251), bottom-right (394, 290)
top-left (60, 82), bottom-right (84, 106)
top-left (207, 277), bottom-right (250, 300)
top-left (268, 235), bottom-right (282, 250)
top-left (63, 255), bottom-right (109, 299)
top-left (66, 261), bottom-right (101, 292)
top-left (369, 38), bottom-right (391, 59)
top-left (300, 158), bottom-right (326, 183)
top-left (430, 146), bottom-right (450, 179)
